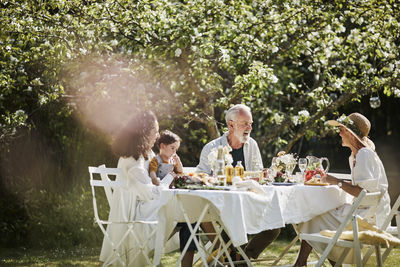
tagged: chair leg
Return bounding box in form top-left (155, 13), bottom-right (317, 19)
top-left (375, 245), bottom-right (383, 267)
top-left (382, 246), bottom-right (393, 263)
top-left (335, 247), bottom-right (350, 267)
top-left (362, 246), bottom-right (374, 265)
top-left (352, 216), bottom-right (362, 267)
top-left (272, 234), bottom-right (299, 266)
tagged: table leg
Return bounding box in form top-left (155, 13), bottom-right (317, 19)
top-left (176, 196), bottom-right (212, 266)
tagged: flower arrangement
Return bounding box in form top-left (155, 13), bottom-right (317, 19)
top-left (270, 152), bottom-right (297, 182)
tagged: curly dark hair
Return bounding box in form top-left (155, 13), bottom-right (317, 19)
top-left (112, 110), bottom-right (157, 160)
top-left (156, 130), bottom-right (182, 148)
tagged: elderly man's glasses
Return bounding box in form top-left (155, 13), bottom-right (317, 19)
top-left (231, 120), bottom-right (252, 128)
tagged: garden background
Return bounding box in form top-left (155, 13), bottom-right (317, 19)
top-left (1, 0), bottom-right (399, 264)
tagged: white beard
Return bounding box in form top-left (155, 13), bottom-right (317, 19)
top-left (235, 132), bottom-right (249, 143)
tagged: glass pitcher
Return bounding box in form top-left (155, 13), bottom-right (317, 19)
top-left (306, 155), bottom-right (330, 173)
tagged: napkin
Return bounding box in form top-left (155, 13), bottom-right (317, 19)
top-left (234, 180), bottom-right (265, 195)
top-left (159, 173), bottom-right (174, 188)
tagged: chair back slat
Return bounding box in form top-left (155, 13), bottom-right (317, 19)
top-left (90, 179), bottom-right (124, 188)
top-left (360, 190), bottom-right (385, 222)
top-left (97, 164), bottom-right (112, 205)
top-left (359, 190), bottom-right (383, 206)
top-left (88, 166), bottom-right (124, 222)
top-left (89, 166), bottom-right (122, 176)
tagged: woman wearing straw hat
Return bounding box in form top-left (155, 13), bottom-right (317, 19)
top-left (293, 113), bottom-right (391, 266)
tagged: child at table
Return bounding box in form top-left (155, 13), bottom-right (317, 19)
top-left (149, 130), bottom-right (183, 185)
top-left (149, 130), bottom-right (199, 266)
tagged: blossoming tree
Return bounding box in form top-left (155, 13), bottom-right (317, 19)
top-left (1, 0), bottom-right (400, 157)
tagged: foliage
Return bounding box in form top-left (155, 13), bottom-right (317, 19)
top-left (0, 114), bottom-right (114, 248)
top-left (0, 183), bottom-right (106, 249)
top-left (2, 0), bottom-right (400, 150)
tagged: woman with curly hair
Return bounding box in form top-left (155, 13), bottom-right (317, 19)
top-left (100, 110), bottom-right (176, 266)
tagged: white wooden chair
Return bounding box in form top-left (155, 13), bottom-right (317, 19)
top-left (362, 194), bottom-right (400, 265)
top-left (271, 173), bottom-right (352, 267)
top-left (271, 225), bottom-right (325, 267)
top-left (97, 164), bottom-right (112, 206)
top-left (299, 189), bottom-right (384, 267)
top-left (89, 165), bottom-right (158, 267)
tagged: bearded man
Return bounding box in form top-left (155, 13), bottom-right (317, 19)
top-left (196, 104), bottom-right (280, 262)
top-left (196, 104), bottom-right (263, 173)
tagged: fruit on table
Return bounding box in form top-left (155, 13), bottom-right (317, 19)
top-left (305, 169), bottom-right (325, 181)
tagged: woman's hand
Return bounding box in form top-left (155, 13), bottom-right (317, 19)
top-left (323, 173), bottom-right (363, 197)
top-left (321, 173), bottom-right (329, 184)
top-left (321, 173), bottom-right (336, 185)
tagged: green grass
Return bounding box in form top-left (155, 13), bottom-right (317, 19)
top-left (1, 241), bottom-right (399, 266)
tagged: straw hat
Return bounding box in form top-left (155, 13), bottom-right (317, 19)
top-left (327, 113), bottom-right (375, 150)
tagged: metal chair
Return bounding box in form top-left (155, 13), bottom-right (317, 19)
top-left (271, 172), bottom-right (352, 267)
top-left (89, 165), bottom-right (158, 266)
top-left (299, 190), bottom-right (384, 267)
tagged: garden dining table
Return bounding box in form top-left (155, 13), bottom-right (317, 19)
top-left (153, 179), bottom-right (352, 266)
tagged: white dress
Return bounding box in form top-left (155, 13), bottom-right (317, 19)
top-left (298, 147), bottom-right (391, 263)
top-left (99, 153), bottom-right (175, 266)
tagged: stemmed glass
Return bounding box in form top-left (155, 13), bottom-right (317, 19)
top-left (285, 160), bottom-right (296, 181)
top-left (298, 158), bottom-right (308, 181)
top-left (271, 157), bottom-right (280, 175)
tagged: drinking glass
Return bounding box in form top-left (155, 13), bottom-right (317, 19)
top-left (298, 158), bottom-right (308, 181)
top-left (285, 160), bottom-right (296, 181)
top-left (266, 168), bottom-right (274, 183)
top-left (271, 157), bottom-right (280, 171)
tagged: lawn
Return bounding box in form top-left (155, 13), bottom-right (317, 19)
top-left (1, 240), bottom-right (399, 266)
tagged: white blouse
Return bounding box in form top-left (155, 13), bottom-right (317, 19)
top-left (99, 152), bottom-right (174, 266)
top-left (350, 147), bottom-right (391, 228)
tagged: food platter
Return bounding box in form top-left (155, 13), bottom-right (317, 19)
top-left (304, 176), bottom-right (329, 186)
top-left (176, 184), bottom-right (231, 190)
top-left (304, 182), bottom-right (329, 186)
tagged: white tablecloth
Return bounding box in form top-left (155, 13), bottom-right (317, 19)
top-left (271, 184), bottom-right (352, 224)
top-left (153, 184), bottom-right (351, 264)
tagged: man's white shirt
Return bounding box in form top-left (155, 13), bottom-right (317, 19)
top-left (196, 132), bottom-right (263, 174)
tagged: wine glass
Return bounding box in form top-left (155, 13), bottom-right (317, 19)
top-left (298, 158), bottom-right (308, 181)
top-left (271, 157), bottom-right (280, 174)
top-left (285, 160), bottom-right (296, 181)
